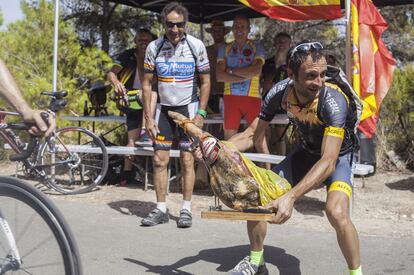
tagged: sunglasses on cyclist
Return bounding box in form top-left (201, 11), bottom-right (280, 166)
top-left (165, 21), bottom-right (186, 29)
top-left (289, 42), bottom-right (323, 59)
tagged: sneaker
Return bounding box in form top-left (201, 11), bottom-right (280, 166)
top-left (177, 209), bottom-right (192, 228)
top-left (141, 208), bottom-right (169, 226)
top-left (228, 256), bottom-right (268, 275)
top-left (136, 130), bottom-right (153, 147)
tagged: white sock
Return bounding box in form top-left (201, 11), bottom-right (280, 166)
top-left (181, 200), bottom-right (192, 212)
top-left (156, 202), bottom-right (167, 213)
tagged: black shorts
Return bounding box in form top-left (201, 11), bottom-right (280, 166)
top-left (272, 145), bottom-right (354, 198)
top-left (125, 109), bottom-right (143, 131)
top-left (154, 102), bottom-right (198, 151)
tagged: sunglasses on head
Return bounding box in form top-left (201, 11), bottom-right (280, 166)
top-left (165, 21), bottom-right (186, 29)
top-left (289, 42), bottom-right (323, 59)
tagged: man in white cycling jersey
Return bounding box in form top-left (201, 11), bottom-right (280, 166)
top-left (141, 2), bottom-right (210, 228)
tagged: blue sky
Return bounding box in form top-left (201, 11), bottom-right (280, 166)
top-left (0, 1), bottom-right (23, 26)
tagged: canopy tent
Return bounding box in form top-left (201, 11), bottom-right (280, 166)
top-left (104, 0), bottom-right (412, 23)
top-left (50, 0), bottom-right (412, 91)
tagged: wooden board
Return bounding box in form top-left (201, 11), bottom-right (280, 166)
top-left (201, 210), bottom-right (275, 221)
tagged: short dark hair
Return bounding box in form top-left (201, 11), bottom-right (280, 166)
top-left (135, 28), bottom-right (157, 40)
top-left (287, 40), bottom-right (326, 76)
top-left (274, 32), bottom-right (291, 41)
top-left (161, 2), bottom-right (189, 24)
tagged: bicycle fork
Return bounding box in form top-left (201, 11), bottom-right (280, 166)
top-left (0, 210), bottom-right (22, 273)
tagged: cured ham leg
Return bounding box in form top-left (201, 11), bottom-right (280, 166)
top-left (168, 111), bottom-right (291, 211)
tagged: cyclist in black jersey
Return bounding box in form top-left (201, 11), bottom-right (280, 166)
top-left (228, 43), bottom-right (363, 275)
top-left (0, 59), bottom-right (55, 135)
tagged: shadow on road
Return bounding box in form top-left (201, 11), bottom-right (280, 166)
top-left (107, 200), bottom-right (181, 222)
top-left (294, 196), bottom-right (325, 217)
top-left (386, 176), bottom-right (414, 192)
top-left (124, 244), bottom-right (301, 274)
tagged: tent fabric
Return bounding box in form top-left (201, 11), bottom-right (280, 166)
top-left (105, 0), bottom-right (413, 23)
top-left (239, 0), bottom-right (342, 22)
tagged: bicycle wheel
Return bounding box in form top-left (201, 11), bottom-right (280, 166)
top-left (38, 126), bottom-right (108, 195)
top-left (0, 176), bottom-right (82, 274)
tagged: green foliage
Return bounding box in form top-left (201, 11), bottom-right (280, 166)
top-left (0, 0), bottom-right (113, 127)
top-left (380, 65), bottom-right (414, 169)
top-left (61, 0), bottom-right (161, 54)
top-left (0, 9), bottom-right (3, 26)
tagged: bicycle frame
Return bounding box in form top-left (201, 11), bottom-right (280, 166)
top-left (0, 110), bottom-right (77, 183)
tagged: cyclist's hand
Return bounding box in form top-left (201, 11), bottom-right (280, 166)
top-left (191, 146), bottom-right (203, 161)
top-left (193, 114), bottom-right (204, 128)
top-left (114, 81), bottom-right (127, 95)
top-left (146, 118), bottom-right (159, 140)
top-left (22, 109), bottom-right (56, 137)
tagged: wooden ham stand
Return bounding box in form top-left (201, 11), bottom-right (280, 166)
top-left (201, 198), bottom-right (275, 222)
top-left (201, 210), bottom-right (275, 221)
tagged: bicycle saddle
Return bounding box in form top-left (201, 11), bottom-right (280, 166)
top-left (41, 90), bottom-right (68, 99)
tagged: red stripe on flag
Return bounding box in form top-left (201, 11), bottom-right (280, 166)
top-left (246, 1), bottom-right (341, 22)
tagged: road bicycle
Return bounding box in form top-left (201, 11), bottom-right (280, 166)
top-left (0, 176), bottom-right (82, 274)
top-left (0, 115), bottom-right (82, 274)
top-left (0, 91), bottom-right (108, 194)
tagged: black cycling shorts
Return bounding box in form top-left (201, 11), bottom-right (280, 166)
top-left (272, 145), bottom-right (354, 198)
top-left (125, 109), bottom-right (143, 131)
top-left (154, 102), bottom-right (198, 151)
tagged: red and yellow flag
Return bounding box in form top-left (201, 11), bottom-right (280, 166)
top-left (351, 0), bottom-right (396, 138)
top-left (239, 0), bottom-right (342, 22)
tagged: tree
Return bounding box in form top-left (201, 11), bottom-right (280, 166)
top-left (380, 6), bottom-right (414, 65)
top-left (0, 0), bottom-right (112, 123)
top-left (61, 0), bottom-right (160, 55)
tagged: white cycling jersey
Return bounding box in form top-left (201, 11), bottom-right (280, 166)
top-left (144, 34), bottom-right (210, 106)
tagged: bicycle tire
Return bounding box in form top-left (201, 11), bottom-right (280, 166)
top-left (0, 176), bottom-right (82, 274)
top-left (38, 126), bottom-right (108, 195)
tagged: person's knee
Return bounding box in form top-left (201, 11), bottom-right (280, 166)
top-left (153, 153), bottom-right (169, 170)
top-left (326, 200), bottom-right (350, 228)
top-left (180, 153), bottom-right (194, 171)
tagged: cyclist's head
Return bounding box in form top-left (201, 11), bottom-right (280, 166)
top-left (161, 2), bottom-right (188, 45)
top-left (287, 40), bottom-right (326, 77)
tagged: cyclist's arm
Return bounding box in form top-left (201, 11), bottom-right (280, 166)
top-left (107, 65), bottom-right (126, 94)
top-left (253, 118), bottom-right (271, 169)
top-left (229, 58), bottom-right (264, 79)
top-left (142, 72), bottom-right (158, 139)
top-left (216, 60), bottom-right (246, 83)
top-left (0, 59), bottom-right (55, 136)
top-left (289, 135), bottom-right (342, 200)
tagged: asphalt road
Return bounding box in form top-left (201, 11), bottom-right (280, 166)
top-left (54, 199), bottom-right (414, 275)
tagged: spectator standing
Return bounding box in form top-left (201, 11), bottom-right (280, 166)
top-left (107, 29), bottom-right (157, 186)
top-left (261, 32), bottom-right (291, 156)
top-left (141, 2), bottom-right (210, 228)
top-left (205, 19), bottom-right (230, 115)
top-left (216, 15), bottom-right (265, 140)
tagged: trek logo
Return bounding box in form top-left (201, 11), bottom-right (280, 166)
top-left (157, 62), bottom-right (195, 77)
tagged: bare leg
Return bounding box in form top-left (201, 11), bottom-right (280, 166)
top-left (180, 150), bottom-right (195, 201)
top-left (247, 221), bottom-right (267, 251)
top-left (124, 128), bottom-right (141, 171)
top-left (326, 191), bottom-right (361, 269)
top-left (153, 150), bottom-right (170, 202)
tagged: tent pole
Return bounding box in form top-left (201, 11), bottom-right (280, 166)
top-left (52, 0), bottom-right (59, 92)
top-left (345, 0), bottom-right (352, 81)
top-left (200, 1), bottom-right (204, 42)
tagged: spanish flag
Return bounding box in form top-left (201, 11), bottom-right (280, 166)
top-left (352, 0), bottom-right (396, 138)
top-left (239, 0), bottom-right (342, 22)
